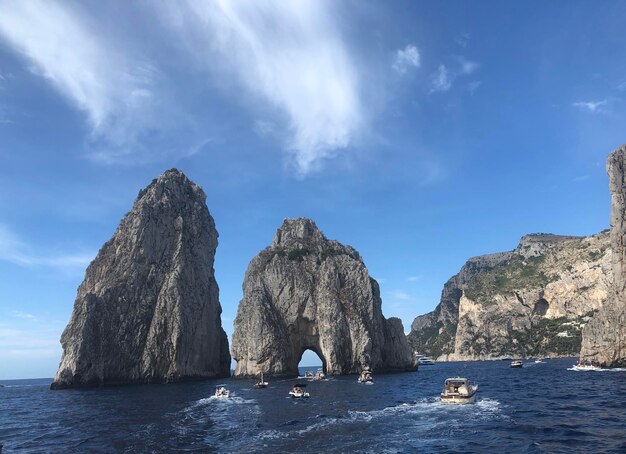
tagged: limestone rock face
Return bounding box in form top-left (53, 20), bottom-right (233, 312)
top-left (408, 232), bottom-right (611, 360)
top-left (580, 145), bottom-right (626, 367)
top-left (51, 169), bottom-right (230, 389)
top-left (231, 218), bottom-right (415, 377)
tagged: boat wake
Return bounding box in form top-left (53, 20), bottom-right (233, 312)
top-left (256, 397), bottom-right (506, 442)
top-left (568, 366), bottom-right (626, 372)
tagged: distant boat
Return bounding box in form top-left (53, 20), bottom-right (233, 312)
top-left (214, 385), bottom-right (230, 398)
top-left (534, 359), bottom-right (544, 364)
top-left (312, 368), bottom-right (326, 381)
top-left (304, 371), bottom-right (314, 378)
top-left (418, 356), bottom-right (436, 365)
top-left (254, 373), bottom-right (268, 389)
top-left (571, 362), bottom-right (602, 371)
top-left (289, 383), bottom-right (310, 398)
top-left (510, 360), bottom-right (523, 368)
top-left (440, 377), bottom-right (478, 404)
top-left (358, 369), bottom-right (373, 383)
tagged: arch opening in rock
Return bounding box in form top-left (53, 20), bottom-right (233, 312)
top-left (297, 347), bottom-right (327, 376)
top-left (533, 298), bottom-right (550, 316)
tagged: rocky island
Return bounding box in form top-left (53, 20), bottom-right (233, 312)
top-left (231, 218), bottom-right (416, 377)
top-left (580, 145), bottom-right (626, 367)
top-left (51, 169), bottom-right (231, 389)
top-left (408, 231), bottom-right (611, 361)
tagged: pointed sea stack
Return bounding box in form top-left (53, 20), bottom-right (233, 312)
top-left (51, 169), bottom-right (231, 389)
top-left (580, 145), bottom-right (626, 367)
top-left (231, 218), bottom-right (416, 377)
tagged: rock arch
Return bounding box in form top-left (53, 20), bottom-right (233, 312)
top-left (231, 218), bottom-right (416, 377)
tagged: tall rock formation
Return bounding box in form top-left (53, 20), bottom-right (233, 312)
top-left (231, 218), bottom-right (415, 377)
top-left (580, 145), bottom-right (626, 367)
top-left (51, 169), bottom-right (231, 389)
top-left (408, 232), bottom-right (611, 360)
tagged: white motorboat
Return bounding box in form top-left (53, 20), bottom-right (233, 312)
top-left (254, 373), bottom-right (268, 389)
top-left (510, 360), bottom-right (523, 368)
top-left (440, 377), bottom-right (478, 404)
top-left (571, 363), bottom-right (602, 371)
top-left (214, 386), bottom-right (230, 398)
top-left (358, 370), bottom-right (373, 383)
top-left (312, 368), bottom-right (326, 381)
top-left (418, 356), bottom-right (436, 365)
top-left (289, 383), bottom-right (310, 398)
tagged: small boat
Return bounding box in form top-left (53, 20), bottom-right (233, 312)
top-left (358, 369), bottom-right (373, 383)
top-left (534, 359), bottom-right (544, 364)
top-left (254, 373), bottom-right (268, 389)
top-left (289, 383), bottom-right (310, 398)
top-left (304, 371), bottom-right (314, 378)
top-left (571, 362), bottom-right (602, 371)
top-left (214, 386), bottom-right (230, 398)
top-left (510, 360), bottom-right (523, 368)
top-left (440, 377), bottom-right (478, 404)
top-left (418, 356), bottom-right (436, 365)
top-left (312, 368), bottom-right (326, 381)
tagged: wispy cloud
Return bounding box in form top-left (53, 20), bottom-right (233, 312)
top-left (0, 1), bottom-right (195, 163)
top-left (159, 0), bottom-right (363, 175)
top-left (406, 276), bottom-right (421, 282)
top-left (468, 81), bottom-right (481, 95)
top-left (392, 44), bottom-right (420, 74)
top-left (388, 289), bottom-right (413, 301)
top-left (0, 223), bottom-right (93, 272)
top-left (573, 175), bottom-right (590, 182)
top-left (617, 81), bottom-right (626, 91)
top-left (572, 99), bottom-right (609, 114)
top-left (430, 57), bottom-right (479, 94)
top-left (458, 57), bottom-right (479, 75)
top-left (0, 316), bottom-right (64, 379)
top-left (430, 65), bottom-right (451, 93)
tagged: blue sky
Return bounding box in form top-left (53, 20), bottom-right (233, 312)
top-left (0, 1), bottom-right (624, 379)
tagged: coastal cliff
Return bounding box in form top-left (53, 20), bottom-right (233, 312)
top-left (408, 231), bottom-right (611, 360)
top-left (51, 169), bottom-right (231, 389)
top-left (231, 218), bottom-right (416, 377)
top-left (580, 145), bottom-right (626, 367)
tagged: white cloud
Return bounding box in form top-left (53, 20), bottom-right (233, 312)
top-left (0, 223), bottom-right (93, 272)
top-left (468, 81), bottom-right (481, 95)
top-left (430, 65), bottom-right (451, 93)
top-left (573, 175), bottom-right (590, 182)
top-left (388, 290), bottom-right (413, 301)
top-left (406, 276), bottom-right (421, 282)
top-left (572, 100), bottom-right (609, 114)
top-left (0, 1), bottom-right (169, 158)
top-left (458, 57), bottom-right (479, 75)
top-left (430, 57), bottom-right (479, 94)
top-left (158, 0), bottom-right (363, 175)
top-left (0, 318), bottom-right (64, 379)
top-left (617, 81), bottom-right (626, 91)
top-left (393, 44), bottom-right (420, 74)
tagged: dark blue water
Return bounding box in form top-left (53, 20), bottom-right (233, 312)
top-left (2, 358), bottom-right (625, 453)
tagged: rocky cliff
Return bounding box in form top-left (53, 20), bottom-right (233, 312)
top-left (580, 145), bottom-right (626, 367)
top-left (231, 218), bottom-right (415, 377)
top-left (51, 169), bottom-right (231, 389)
top-left (408, 231), bottom-right (611, 360)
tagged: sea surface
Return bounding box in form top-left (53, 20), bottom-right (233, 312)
top-left (1, 358), bottom-right (626, 453)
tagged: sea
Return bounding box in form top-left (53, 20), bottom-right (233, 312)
top-left (1, 358), bottom-right (625, 453)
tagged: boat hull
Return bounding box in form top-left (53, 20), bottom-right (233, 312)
top-left (440, 393), bottom-right (477, 404)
